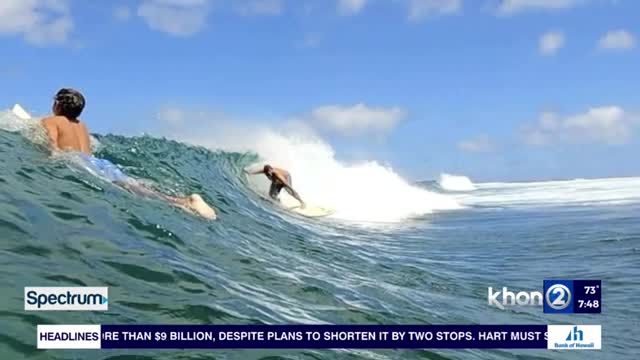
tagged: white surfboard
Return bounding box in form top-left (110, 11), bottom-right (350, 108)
top-left (259, 194), bottom-right (334, 218)
top-left (288, 204), bottom-right (335, 218)
top-left (12, 104), bottom-right (31, 120)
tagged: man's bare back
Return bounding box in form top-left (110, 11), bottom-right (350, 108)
top-left (41, 115), bottom-right (91, 154)
top-left (39, 88), bottom-right (217, 220)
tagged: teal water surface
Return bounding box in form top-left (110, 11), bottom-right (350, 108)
top-left (1, 129), bottom-right (639, 360)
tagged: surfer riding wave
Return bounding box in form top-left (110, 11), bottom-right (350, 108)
top-left (246, 165), bottom-right (305, 208)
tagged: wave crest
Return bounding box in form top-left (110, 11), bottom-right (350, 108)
top-left (159, 123), bottom-right (462, 222)
top-left (438, 173), bottom-right (476, 192)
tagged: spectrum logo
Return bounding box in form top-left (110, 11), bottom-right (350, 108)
top-left (25, 287), bottom-right (109, 311)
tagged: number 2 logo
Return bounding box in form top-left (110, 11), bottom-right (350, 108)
top-left (546, 284), bottom-right (572, 310)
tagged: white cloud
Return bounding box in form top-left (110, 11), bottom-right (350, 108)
top-left (137, 0), bottom-right (210, 36)
top-left (0, 0), bottom-right (73, 46)
top-left (337, 0), bottom-right (367, 16)
top-left (234, 0), bottom-right (283, 16)
top-left (408, 0), bottom-right (462, 22)
top-left (496, 0), bottom-right (579, 15)
top-left (522, 106), bottom-right (637, 146)
top-left (307, 103), bottom-right (407, 135)
top-left (157, 103), bottom-right (408, 137)
top-left (113, 6), bottom-right (132, 22)
top-left (157, 107), bottom-right (188, 126)
top-left (458, 134), bottom-right (494, 152)
top-left (539, 31), bottom-right (565, 55)
top-left (598, 30), bottom-right (636, 51)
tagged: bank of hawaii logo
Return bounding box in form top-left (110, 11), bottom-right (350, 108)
top-left (547, 325), bottom-right (601, 350)
top-left (566, 326), bottom-right (583, 341)
top-left (25, 287), bottom-right (108, 311)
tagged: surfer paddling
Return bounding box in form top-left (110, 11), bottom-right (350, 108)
top-left (40, 88), bottom-right (217, 220)
top-left (246, 165), bottom-right (305, 208)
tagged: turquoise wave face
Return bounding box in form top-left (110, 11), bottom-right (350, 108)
top-left (1, 129), bottom-right (639, 360)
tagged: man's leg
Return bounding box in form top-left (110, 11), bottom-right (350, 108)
top-left (116, 181), bottom-right (216, 220)
top-left (283, 174), bottom-right (294, 196)
top-left (116, 180), bottom-right (173, 202)
top-left (269, 182), bottom-right (281, 201)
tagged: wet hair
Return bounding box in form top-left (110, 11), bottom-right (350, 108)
top-left (54, 88), bottom-right (85, 119)
top-left (263, 165), bottom-right (273, 173)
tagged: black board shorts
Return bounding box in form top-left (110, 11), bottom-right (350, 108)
top-left (269, 174), bottom-right (293, 199)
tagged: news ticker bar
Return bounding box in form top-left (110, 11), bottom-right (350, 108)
top-left (37, 324), bottom-right (602, 350)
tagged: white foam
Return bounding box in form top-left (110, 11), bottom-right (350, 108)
top-left (453, 177), bottom-right (640, 208)
top-left (12, 104), bottom-right (31, 120)
top-left (244, 129), bottom-right (466, 221)
top-left (0, 106), bottom-right (35, 132)
top-left (168, 124), bottom-right (462, 222)
top-left (438, 173), bottom-right (476, 191)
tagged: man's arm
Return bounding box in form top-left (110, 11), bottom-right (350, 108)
top-left (245, 168), bottom-right (264, 175)
top-left (40, 117), bottom-right (60, 151)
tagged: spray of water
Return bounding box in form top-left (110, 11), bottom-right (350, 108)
top-left (156, 117), bottom-right (462, 222)
top-left (438, 173), bottom-right (476, 192)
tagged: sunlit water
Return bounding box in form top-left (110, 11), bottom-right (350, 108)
top-left (1, 119), bottom-right (638, 360)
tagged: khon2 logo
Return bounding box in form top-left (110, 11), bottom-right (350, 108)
top-left (487, 282), bottom-right (570, 311)
top-left (488, 280), bottom-right (601, 313)
top-left (25, 287), bottom-right (109, 311)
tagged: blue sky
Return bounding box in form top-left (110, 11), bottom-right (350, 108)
top-left (1, 0), bottom-right (638, 181)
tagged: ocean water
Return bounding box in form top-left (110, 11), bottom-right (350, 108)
top-left (1, 113), bottom-right (639, 360)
